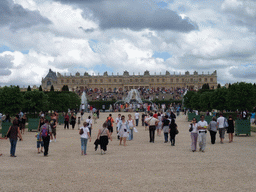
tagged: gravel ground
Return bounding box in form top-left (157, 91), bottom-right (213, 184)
top-left (0, 113), bottom-right (256, 192)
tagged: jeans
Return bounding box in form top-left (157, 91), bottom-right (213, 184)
top-left (142, 120), bottom-right (145, 126)
top-left (210, 131), bottom-right (217, 144)
top-left (88, 128), bottom-right (92, 137)
top-left (164, 133), bottom-right (168, 142)
top-left (10, 139), bottom-right (17, 156)
top-left (135, 119), bottom-right (139, 126)
top-left (64, 121), bottom-right (69, 129)
top-left (149, 126), bottom-right (156, 142)
top-left (170, 133), bottom-right (176, 145)
top-left (198, 133), bottom-right (206, 151)
top-left (81, 138), bottom-right (88, 154)
top-left (128, 128), bottom-right (134, 140)
top-left (42, 136), bottom-right (50, 156)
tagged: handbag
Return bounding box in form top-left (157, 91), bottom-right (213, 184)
top-left (175, 128), bottom-right (179, 135)
top-left (79, 128), bottom-right (84, 135)
top-left (224, 118), bottom-right (229, 128)
top-left (189, 124), bottom-right (193, 132)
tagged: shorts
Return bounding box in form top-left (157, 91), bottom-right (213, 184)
top-left (108, 126), bottom-right (113, 133)
top-left (52, 128), bottom-right (56, 136)
top-left (37, 141), bottom-right (44, 148)
top-left (218, 128), bottom-right (225, 139)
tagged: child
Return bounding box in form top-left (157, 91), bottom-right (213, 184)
top-left (77, 117), bottom-right (81, 130)
top-left (35, 132), bottom-right (44, 154)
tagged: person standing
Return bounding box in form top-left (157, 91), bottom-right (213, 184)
top-left (106, 114), bottom-right (114, 136)
top-left (190, 117), bottom-right (198, 152)
top-left (127, 114), bottom-right (135, 141)
top-left (227, 115), bottom-right (234, 143)
top-left (250, 111), bottom-right (255, 125)
top-left (5, 118), bottom-right (23, 157)
top-left (20, 114), bottom-right (26, 134)
top-left (97, 122), bottom-right (112, 155)
top-left (49, 114), bottom-right (57, 142)
top-left (197, 115), bottom-right (208, 152)
top-left (134, 111), bottom-right (140, 127)
top-left (38, 117), bottom-right (45, 131)
top-left (70, 112), bottom-right (76, 130)
top-left (141, 113), bottom-right (146, 126)
top-left (86, 116), bottom-right (93, 137)
top-left (162, 115), bottom-right (170, 143)
top-left (115, 114), bottom-right (121, 140)
top-left (145, 113), bottom-right (159, 143)
top-left (40, 119), bottom-right (52, 157)
top-left (117, 115), bottom-right (129, 146)
top-left (79, 122), bottom-right (91, 155)
top-left (217, 113), bottom-right (226, 144)
top-left (64, 113), bottom-right (69, 129)
top-left (156, 113), bottom-right (162, 136)
top-left (208, 117), bottom-right (218, 144)
top-left (169, 119), bottom-right (178, 146)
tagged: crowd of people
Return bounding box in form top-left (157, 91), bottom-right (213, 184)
top-left (0, 106), bottom-right (253, 157)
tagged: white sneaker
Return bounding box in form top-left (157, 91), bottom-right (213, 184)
top-left (54, 139), bottom-right (56, 142)
top-left (50, 140), bottom-right (53, 143)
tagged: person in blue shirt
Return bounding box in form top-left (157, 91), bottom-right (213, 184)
top-left (250, 112), bottom-right (255, 125)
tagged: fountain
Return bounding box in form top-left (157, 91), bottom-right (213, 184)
top-left (80, 91), bottom-right (88, 112)
top-left (124, 89), bottom-right (143, 104)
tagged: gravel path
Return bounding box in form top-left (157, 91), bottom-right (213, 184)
top-left (0, 113), bottom-right (256, 192)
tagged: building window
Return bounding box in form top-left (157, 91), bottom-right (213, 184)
top-left (151, 79), bottom-right (154, 82)
top-left (109, 79), bottom-right (111, 82)
top-left (135, 79), bottom-right (138, 82)
top-left (61, 80), bottom-right (64, 83)
top-left (130, 79), bottom-right (132, 82)
top-left (210, 78), bottom-right (213, 82)
top-left (140, 79), bottom-right (144, 82)
top-left (80, 80), bottom-right (83, 83)
top-left (157, 79), bottom-right (159, 82)
top-left (89, 79), bottom-right (92, 83)
top-left (190, 78), bottom-right (193, 82)
top-left (170, 78), bottom-right (173, 83)
top-left (119, 79), bottom-right (122, 82)
top-left (114, 79), bottom-right (117, 82)
top-left (47, 81), bottom-right (51, 85)
top-left (72, 80), bottom-right (75, 83)
top-left (182, 79), bottom-right (184, 83)
top-left (100, 79), bottom-right (103, 83)
top-left (176, 78), bottom-right (179, 82)
top-left (67, 79), bottom-right (69, 83)
top-left (205, 78), bottom-right (207, 82)
top-left (162, 79), bottom-right (165, 82)
top-left (95, 79), bottom-right (97, 83)
top-left (199, 78), bottom-right (201, 82)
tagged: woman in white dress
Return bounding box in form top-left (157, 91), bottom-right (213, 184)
top-left (117, 115), bottom-right (129, 146)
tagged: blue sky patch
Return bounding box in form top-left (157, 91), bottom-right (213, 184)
top-left (156, 1), bottom-right (168, 9)
top-left (92, 64), bottom-right (114, 75)
top-left (0, 45), bottom-right (14, 53)
top-left (153, 51), bottom-right (172, 61)
top-left (89, 39), bottom-right (98, 53)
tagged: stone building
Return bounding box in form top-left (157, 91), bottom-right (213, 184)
top-left (41, 69), bottom-right (217, 92)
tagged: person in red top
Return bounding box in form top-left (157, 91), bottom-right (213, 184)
top-left (153, 111), bottom-right (158, 118)
top-left (64, 113), bottom-right (69, 129)
top-left (147, 105), bottom-right (151, 113)
top-left (106, 114), bottom-right (114, 136)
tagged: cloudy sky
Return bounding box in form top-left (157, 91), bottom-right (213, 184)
top-left (0, 0), bottom-right (255, 87)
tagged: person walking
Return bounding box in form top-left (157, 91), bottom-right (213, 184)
top-left (227, 115), bottom-right (234, 143)
top-left (134, 111), bottom-right (140, 127)
top-left (49, 114), bottom-right (57, 142)
top-left (217, 113), bottom-right (226, 144)
top-left (64, 113), bottom-right (69, 129)
top-left (162, 115), bottom-right (170, 143)
top-left (86, 116), bottom-right (93, 137)
top-left (117, 115), bottom-right (129, 146)
top-left (127, 114), bottom-right (135, 141)
top-left (145, 113), bottom-right (159, 143)
top-left (79, 122), bottom-right (91, 155)
top-left (208, 117), bottom-right (218, 144)
top-left (197, 115), bottom-right (208, 152)
top-left (70, 112), bottom-right (76, 130)
top-left (190, 117), bottom-right (198, 152)
top-left (156, 113), bottom-right (162, 136)
top-left (38, 117), bottom-right (45, 131)
top-left (5, 118), bottom-right (23, 157)
top-left (97, 122), bottom-right (112, 155)
top-left (169, 119), bottom-right (178, 146)
top-left (141, 113), bottom-right (146, 126)
top-left (40, 119), bottom-right (52, 157)
top-left (115, 114), bottom-right (121, 140)
top-left (106, 114), bottom-right (114, 136)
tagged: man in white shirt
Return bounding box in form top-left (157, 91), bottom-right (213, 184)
top-left (134, 111), bottom-right (140, 127)
top-left (217, 113), bottom-right (225, 144)
top-left (145, 113), bottom-right (159, 143)
top-left (197, 115), bottom-right (208, 152)
top-left (85, 116), bottom-right (93, 137)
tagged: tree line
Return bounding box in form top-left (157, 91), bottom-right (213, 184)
top-left (0, 85), bottom-right (81, 116)
top-left (183, 82), bottom-right (256, 112)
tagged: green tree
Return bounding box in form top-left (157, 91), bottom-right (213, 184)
top-left (226, 82), bottom-right (256, 111)
top-left (39, 85), bottom-right (43, 91)
top-left (50, 85), bottom-right (54, 92)
top-left (217, 84), bottom-right (221, 89)
top-left (27, 85), bottom-right (31, 91)
top-left (202, 83), bottom-right (210, 90)
top-left (183, 91), bottom-right (196, 109)
top-left (61, 85), bottom-right (69, 92)
top-left (0, 86), bottom-right (24, 115)
top-left (23, 90), bottom-right (49, 114)
top-left (190, 92), bottom-right (200, 110)
top-left (210, 87), bottom-right (228, 111)
top-left (199, 92), bottom-right (212, 111)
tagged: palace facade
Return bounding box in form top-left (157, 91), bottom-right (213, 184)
top-left (41, 69), bottom-right (217, 92)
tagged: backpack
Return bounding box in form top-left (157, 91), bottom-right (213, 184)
top-left (171, 113), bottom-right (176, 119)
top-left (107, 118), bottom-right (112, 127)
top-left (41, 124), bottom-right (49, 138)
